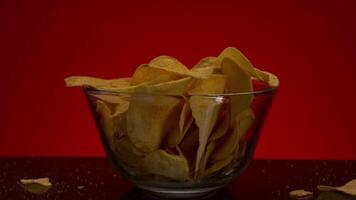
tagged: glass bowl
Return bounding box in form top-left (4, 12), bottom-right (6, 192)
top-left (84, 80), bottom-right (277, 198)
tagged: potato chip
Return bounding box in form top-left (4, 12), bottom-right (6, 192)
top-left (204, 155), bottom-right (233, 177)
top-left (217, 47), bottom-right (279, 87)
top-left (143, 149), bottom-right (189, 181)
top-left (209, 110), bottom-right (230, 142)
top-left (150, 55), bottom-right (213, 79)
top-left (317, 179), bottom-right (356, 196)
top-left (190, 96), bottom-right (222, 177)
top-left (131, 64), bottom-right (182, 86)
top-left (193, 56), bottom-right (219, 70)
top-left (221, 57), bottom-right (253, 119)
top-left (211, 107), bottom-right (254, 161)
top-left (65, 76), bottom-right (131, 88)
top-left (149, 55), bottom-right (190, 74)
top-left (188, 74), bottom-right (227, 95)
top-left (92, 94), bottom-right (130, 105)
top-left (20, 177), bottom-right (52, 194)
top-left (96, 100), bottom-right (129, 145)
top-left (113, 137), bottom-right (146, 172)
top-left (198, 141), bottom-right (216, 177)
top-left (166, 101), bottom-right (193, 148)
top-left (127, 94), bottom-right (182, 152)
top-left (135, 77), bottom-right (194, 95)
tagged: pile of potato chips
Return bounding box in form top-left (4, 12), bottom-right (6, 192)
top-left (65, 47), bottom-right (279, 181)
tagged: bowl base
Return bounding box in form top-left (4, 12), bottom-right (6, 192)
top-left (137, 185), bottom-right (224, 199)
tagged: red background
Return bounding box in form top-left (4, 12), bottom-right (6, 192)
top-left (0, 0), bottom-right (355, 159)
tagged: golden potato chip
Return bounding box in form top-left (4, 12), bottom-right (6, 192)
top-left (65, 76), bottom-right (131, 88)
top-left (135, 77), bottom-right (194, 95)
top-left (166, 101), bottom-right (193, 148)
top-left (192, 57), bottom-right (221, 74)
top-left (217, 47), bottom-right (279, 87)
top-left (221, 57), bottom-right (253, 119)
top-left (198, 141), bottom-right (216, 177)
top-left (20, 177), bottom-right (52, 194)
top-left (65, 76), bottom-right (143, 93)
top-left (204, 155), bottom-right (233, 176)
top-left (127, 94), bottom-right (182, 152)
top-left (188, 74), bottom-right (227, 95)
top-left (99, 77), bottom-right (193, 94)
top-left (96, 100), bottom-right (129, 145)
top-left (209, 110), bottom-right (230, 142)
top-left (131, 64), bottom-right (182, 86)
top-left (149, 55), bottom-right (190, 74)
top-left (143, 149), bottom-right (189, 181)
top-left (113, 137), bottom-right (146, 172)
top-left (92, 94), bottom-right (130, 105)
top-left (211, 107), bottom-right (254, 161)
top-left (150, 55), bottom-right (213, 79)
top-left (190, 96), bottom-right (222, 177)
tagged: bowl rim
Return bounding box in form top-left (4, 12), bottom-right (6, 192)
top-left (83, 83), bottom-right (277, 97)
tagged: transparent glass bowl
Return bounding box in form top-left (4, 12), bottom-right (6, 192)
top-left (84, 81), bottom-right (276, 198)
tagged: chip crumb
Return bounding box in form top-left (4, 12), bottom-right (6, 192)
top-left (289, 189), bottom-right (313, 200)
top-left (19, 177), bottom-right (52, 194)
top-left (317, 179), bottom-right (356, 196)
top-left (77, 185), bottom-right (85, 190)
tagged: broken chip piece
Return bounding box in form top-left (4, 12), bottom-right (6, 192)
top-left (318, 179), bottom-right (356, 196)
top-left (289, 189), bottom-right (313, 200)
top-left (20, 177), bottom-right (52, 194)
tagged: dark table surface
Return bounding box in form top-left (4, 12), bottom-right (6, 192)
top-left (0, 157), bottom-right (355, 200)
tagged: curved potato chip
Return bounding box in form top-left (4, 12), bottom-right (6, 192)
top-left (188, 74), bottom-right (227, 95)
top-left (65, 76), bottom-right (131, 88)
top-left (222, 57), bottom-right (253, 119)
top-left (143, 149), bottom-right (189, 181)
top-left (211, 107), bottom-right (254, 161)
top-left (135, 77), bottom-right (194, 95)
top-left (317, 179), bottom-right (356, 196)
top-left (209, 110), bottom-right (230, 142)
top-left (204, 155), bottom-right (233, 177)
top-left (127, 94), bottom-right (182, 152)
top-left (96, 100), bottom-right (129, 145)
top-left (198, 141), bottom-right (216, 177)
top-left (149, 55), bottom-right (190, 74)
top-left (166, 101), bottom-right (193, 148)
top-left (217, 47), bottom-right (279, 87)
top-left (20, 177), bottom-right (52, 194)
top-left (113, 137), bottom-right (146, 172)
top-left (189, 66), bottom-right (214, 80)
top-left (131, 64), bottom-right (182, 86)
top-left (92, 94), bottom-right (130, 105)
top-left (192, 57), bottom-right (221, 74)
top-left (190, 96), bottom-right (222, 177)
top-left (150, 55), bottom-right (213, 79)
